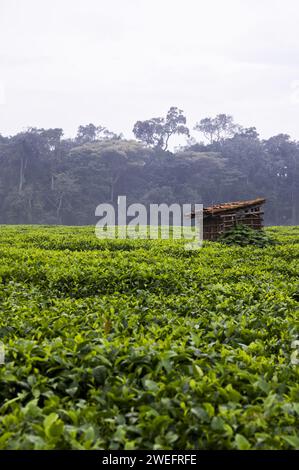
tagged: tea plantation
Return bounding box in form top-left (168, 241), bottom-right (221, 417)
top-left (0, 225), bottom-right (298, 450)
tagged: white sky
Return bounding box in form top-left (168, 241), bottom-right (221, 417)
top-left (1, 0), bottom-right (299, 146)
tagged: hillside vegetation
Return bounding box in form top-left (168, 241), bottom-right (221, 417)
top-left (1, 115), bottom-right (299, 226)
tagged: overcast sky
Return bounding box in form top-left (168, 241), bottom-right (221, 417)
top-left (1, 0), bottom-right (299, 145)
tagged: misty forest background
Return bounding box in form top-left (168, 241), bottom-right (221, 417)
top-left (0, 108), bottom-right (298, 226)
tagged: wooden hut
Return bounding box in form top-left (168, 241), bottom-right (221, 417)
top-left (190, 197), bottom-right (266, 241)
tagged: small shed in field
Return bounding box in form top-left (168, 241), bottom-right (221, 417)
top-left (190, 197), bottom-right (266, 241)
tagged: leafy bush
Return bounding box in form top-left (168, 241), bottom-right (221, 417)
top-left (219, 224), bottom-right (276, 247)
top-left (0, 225), bottom-right (298, 450)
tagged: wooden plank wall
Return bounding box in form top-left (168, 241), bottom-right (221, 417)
top-left (203, 204), bottom-right (264, 240)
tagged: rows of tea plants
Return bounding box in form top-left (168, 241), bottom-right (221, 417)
top-left (0, 225), bottom-right (298, 449)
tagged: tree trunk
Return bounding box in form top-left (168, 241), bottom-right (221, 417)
top-left (56, 194), bottom-right (63, 223)
top-left (28, 196), bottom-right (33, 223)
top-left (110, 173), bottom-right (121, 202)
top-left (291, 185), bottom-right (297, 225)
top-left (19, 156), bottom-right (24, 194)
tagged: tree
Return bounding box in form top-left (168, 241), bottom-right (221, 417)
top-left (70, 139), bottom-right (151, 203)
top-left (133, 107), bottom-right (189, 151)
top-left (76, 124), bottom-right (100, 143)
top-left (76, 123), bottom-right (122, 144)
top-left (10, 129), bottom-right (45, 194)
top-left (194, 114), bottom-right (240, 144)
top-left (263, 134), bottom-right (299, 224)
top-left (235, 126), bottom-right (259, 140)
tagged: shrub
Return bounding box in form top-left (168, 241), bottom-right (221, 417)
top-left (218, 224), bottom-right (276, 247)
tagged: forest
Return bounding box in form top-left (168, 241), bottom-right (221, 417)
top-left (0, 108), bottom-right (298, 226)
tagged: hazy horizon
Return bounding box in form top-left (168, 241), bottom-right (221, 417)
top-left (1, 0), bottom-right (299, 146)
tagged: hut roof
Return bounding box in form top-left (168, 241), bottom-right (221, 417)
top-left (188, 197), bottom-right (266, 218)
top-left (203, 197), bottom-right (266, 216)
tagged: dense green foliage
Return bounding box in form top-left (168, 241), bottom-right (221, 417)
top-left (0, 225), bottom-right (298, 450)
top-left (1, 113), bottom-right (299, 226)
top-left (219, 225), bottom-right (276, 248)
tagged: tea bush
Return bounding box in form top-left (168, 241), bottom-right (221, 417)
top-left (219, 224), bottom-right (276, 247)
top-left (0, 225), bottom-right (298, 449)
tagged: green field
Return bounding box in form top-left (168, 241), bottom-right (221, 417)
top-left (0, 225), bottom-right (298, 450)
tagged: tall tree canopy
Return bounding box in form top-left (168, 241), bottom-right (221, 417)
top-left (133, 107), bottom-right (189, 151)
top-left (194, 114), bottom-right (240, 144)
